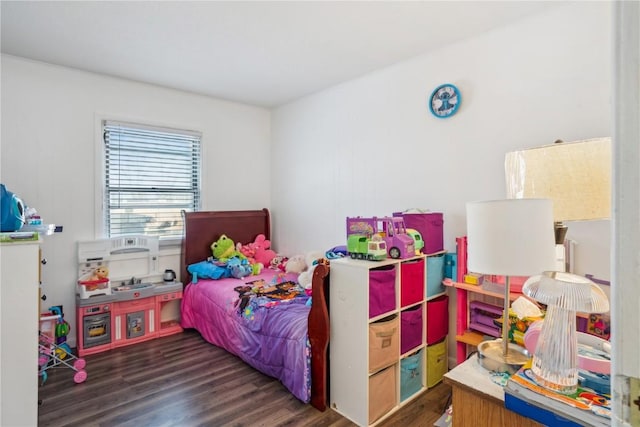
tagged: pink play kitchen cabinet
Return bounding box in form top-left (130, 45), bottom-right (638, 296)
top-left (75, 236), bottom-right (182, 356)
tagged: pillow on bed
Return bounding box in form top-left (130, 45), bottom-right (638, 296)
top-left (187, 260), bottom-right (230, 283)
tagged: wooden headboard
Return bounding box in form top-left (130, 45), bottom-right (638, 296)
top-left (180, 209), bottom-right (271, 284)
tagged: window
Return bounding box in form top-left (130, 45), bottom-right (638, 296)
top-left (103, 120), bottom-right (201, 240)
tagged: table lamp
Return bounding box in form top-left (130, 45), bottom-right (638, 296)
top-left (505, 137), bottom-right (611, 269)
top-left (522, 271), bottom-right (609, 394)
top-left (466, 199), bottom-right (556, 373)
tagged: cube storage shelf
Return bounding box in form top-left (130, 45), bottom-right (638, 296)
top-left (330, 252), bottom-right (448, 426)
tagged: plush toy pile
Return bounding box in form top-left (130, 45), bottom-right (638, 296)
top-left (188, 234), bottom-right (331, 289)
top-left (190, 234), bottom-right (276, 283)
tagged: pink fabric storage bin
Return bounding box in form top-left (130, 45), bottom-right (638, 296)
top-left (401, 305), bottom-right (423, 354)
top-left (369, 265), bottom-right (396, 318)
top-left (426, 295), bottom-right (449, 345)
top-left (394, 211), bottom-right (444, 255)
top-left (401, 258), bottom-right (425, 307)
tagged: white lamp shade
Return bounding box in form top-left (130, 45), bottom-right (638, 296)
top-left (466, 199), bottom-right (556, 276)
top-left (505, 137), bottom-right (611, 222)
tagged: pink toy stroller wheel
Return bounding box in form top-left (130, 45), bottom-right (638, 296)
top-left (38, 355), bottom-right (49, 367)
top-left (73, 370), bottom-right (87, 384)
top-left (73, 358), bottom-right (86, 370)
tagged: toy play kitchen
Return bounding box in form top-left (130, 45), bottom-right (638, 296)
top-left (76, 236), bottom-right (183, 356)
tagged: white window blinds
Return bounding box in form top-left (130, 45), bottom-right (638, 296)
top-left (103, 120), bottom-right (201, 239)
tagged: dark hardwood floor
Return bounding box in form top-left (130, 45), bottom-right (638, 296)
top-left (38, 330), bottom-right (451, 427)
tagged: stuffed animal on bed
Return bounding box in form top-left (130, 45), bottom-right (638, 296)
top-left (298, 252), bottom-right (327, 289)
top-left (299, 258), bottom-right (329, 289)
top-left (188, 260), bottom-right (230, 283)
top-left (227, 257), bottom-right (253, 279)
top-left (270, 255), bottom-right (288, 271)
top-left (285, 254), bottom-right (307, 274)
top-left (211, 235), bottom-right (246, 263)
top-left (236, 241), bottom-right (257, 263)
top-left (236, 234), bottom-right (277, 267)
top-left (251, 234), bottom-right (277, 267)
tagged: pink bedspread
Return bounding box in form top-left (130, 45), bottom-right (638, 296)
top-left (180, 270), bottom-right (312, 402)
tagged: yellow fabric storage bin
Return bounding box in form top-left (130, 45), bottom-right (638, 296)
top-left (426, 337), bottom-right (448, 387)
top-left (369, 314), bottom-right (399, 373)
top-left (369, 364), bottom-right (397, 424)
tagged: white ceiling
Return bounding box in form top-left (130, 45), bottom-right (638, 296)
top-left (1, 1), bottom-right (556, 108)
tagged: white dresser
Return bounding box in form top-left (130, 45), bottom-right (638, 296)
top-left (1, 239), bottom-right (40, 426)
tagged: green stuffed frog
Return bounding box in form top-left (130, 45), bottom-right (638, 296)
top-left (211, 234), bottom-right (246, 263)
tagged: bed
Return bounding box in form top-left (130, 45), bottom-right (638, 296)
top-left (179, 209), bottom-right (330, 411)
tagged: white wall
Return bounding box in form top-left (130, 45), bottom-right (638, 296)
top-left (1, 56), bottom-right (271, 345)
top-left (271, 2), bottom-right (612, 363)
top-left (272, 2), bottom-right (611, 272)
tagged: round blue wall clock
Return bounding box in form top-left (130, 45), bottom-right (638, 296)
top-left (429, 83), bottom-right (461, 118)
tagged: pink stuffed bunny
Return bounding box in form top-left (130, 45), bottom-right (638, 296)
top-left (252, 234), bottom-right (277, 266)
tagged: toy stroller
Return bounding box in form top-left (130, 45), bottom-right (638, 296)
top-left (38, 315), bottom-right (87, 384)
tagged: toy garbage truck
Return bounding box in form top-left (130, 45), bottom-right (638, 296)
top-left (347, 235), bottom-right (388, 261)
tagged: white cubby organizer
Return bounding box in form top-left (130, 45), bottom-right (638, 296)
top-left (329, 252), bottom-right (448, 427)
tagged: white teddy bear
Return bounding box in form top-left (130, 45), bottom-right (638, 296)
top-left (285, 254), bottom-right (307, 274)
top-left (298, 251), bottom-right (324, 289)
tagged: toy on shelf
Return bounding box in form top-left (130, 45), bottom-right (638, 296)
top-left (346, 216), bottom-right (415, 260)
top-left (77, 264), bottom-right (111, 299)
top-left (406, 228), bottom-right (424, 255)
top-left (469, 301), bottom-right (502, 338)
top-left (38, 315), bottom-right (87, 384)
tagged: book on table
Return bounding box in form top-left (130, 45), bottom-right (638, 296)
top-left (504, 361), bottom-right (611, 427)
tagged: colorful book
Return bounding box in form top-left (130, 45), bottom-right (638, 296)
top-left (505, 361), bottom-right (611, 427)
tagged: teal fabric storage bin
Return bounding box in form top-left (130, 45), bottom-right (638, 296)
top-left (400, 349), bottom-right (423, 401)
top-left (427, 253), bottom-right (445, 297)
top-left (444, 253), bottom-right (457, 281)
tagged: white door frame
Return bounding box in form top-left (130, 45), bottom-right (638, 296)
top-left (612, 2), bottom-right (640, 425)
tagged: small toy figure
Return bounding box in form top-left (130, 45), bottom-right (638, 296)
top-left (89, 266), bottom-right (109, 281)
top-left (81, 266), bottom-right (110, 291)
